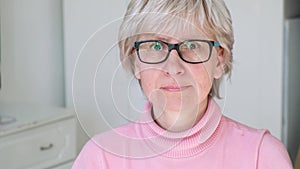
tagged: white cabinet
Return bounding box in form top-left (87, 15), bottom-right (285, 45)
top-left (0, 105), bottom-right (76, 169)
top-left (51, 162), bottom-right (73, 169)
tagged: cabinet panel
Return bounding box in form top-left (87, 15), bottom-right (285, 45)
top-left (0, 118), bottom-right (76, 169)
top-left (51, 161), bottom-right (74, 169)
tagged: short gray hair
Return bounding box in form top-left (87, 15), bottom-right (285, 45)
top-left (118, 0), bottom-right (234, 98)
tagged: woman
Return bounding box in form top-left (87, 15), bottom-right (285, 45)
top-left (72, 0), bottom-right (292, 168)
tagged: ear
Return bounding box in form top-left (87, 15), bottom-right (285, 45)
top-left (213, 48), bottom-right (225, 79)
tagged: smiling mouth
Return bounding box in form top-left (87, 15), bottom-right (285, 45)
top-left (160, 85), bottom-right (191, 92)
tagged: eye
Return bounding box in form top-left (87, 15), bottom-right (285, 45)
top-left (181, 42), bottom-right (199, 50)
top-left (150, 42), bottom-right (163, 51)
top-left (187, 43), bottom-right (197, 50)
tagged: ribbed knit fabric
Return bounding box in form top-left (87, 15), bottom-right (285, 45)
top-left (135, 98), bottom-right (222, 158)
top-left (72, 98), bottom-right (293, 169)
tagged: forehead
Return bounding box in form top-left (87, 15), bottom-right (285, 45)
top-left (136, 31), bottom-right (211, 43)
top-left (136, 22), bottom-right (212, 41)
top-left (130, 13), bottom-right (214, 42)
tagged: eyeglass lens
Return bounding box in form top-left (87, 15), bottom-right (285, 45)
top-left (137, 40), bottom-right (211, 64)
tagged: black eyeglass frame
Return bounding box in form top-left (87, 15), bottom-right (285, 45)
top-left (134, 39), bottom-right (221, 64)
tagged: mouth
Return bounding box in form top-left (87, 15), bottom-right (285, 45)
top-left (160, 85), bottom-right (191, 92)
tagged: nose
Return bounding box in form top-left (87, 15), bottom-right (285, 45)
top-left (162, 50), bottom-right (185, 76)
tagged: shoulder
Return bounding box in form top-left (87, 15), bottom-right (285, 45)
top-left (71, 139), bottom-right (103, 169)
top-left (72, 123), bottom-right (137, 169)
top-left (219, 116), bottom-right (268, 159)
top-left (257, 133), bottom-right (293, 168)
top-left (221, 116), bottom-right (292, 168)
top-left (221, 116), bottom-right (268, 140)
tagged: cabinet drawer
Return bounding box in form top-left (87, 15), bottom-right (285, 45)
top-left (0, 118), bottom-right (76, 169)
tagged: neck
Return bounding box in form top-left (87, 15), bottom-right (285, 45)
top-left (152, 97), bottom-right (209, 132)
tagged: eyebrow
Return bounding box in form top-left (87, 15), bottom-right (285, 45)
top-left (139, 33), bottom-right (209, 43)
top-left (151, 34), bottom-right (207, 42)
top-left (150, 35), bottom-right (189, 43)
top-left (150, 35), bottom-right (171, 41)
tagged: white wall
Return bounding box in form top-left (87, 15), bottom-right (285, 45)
top-left (223, 0), bottom-right (284, 138)
top-left (63, 0), bottom-right (285, 151)
top-left (63, 0), bottom-right (132, 150)
top-left (0, 0), bottom-right (64, 106)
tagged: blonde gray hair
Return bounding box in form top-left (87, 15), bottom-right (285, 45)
top-left (118, 0), bottom-right (234, 98)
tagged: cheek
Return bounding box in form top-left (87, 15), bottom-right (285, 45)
top-left (138, 70), bottom-right (160, 98)
top-left (140, 78), bottom-right (154, 97)
top-left (189, 64), bottom-right (214, 96)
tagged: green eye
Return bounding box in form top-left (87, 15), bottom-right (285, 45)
top-left (181, 42), bottom-right (198, 50)
top-left (187, 43), bottom-right (196, 49)
top-left (151, 42), bottom-right (163, 50)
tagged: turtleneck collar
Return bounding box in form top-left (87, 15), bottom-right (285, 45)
top-left (136, 97), bottom-right (223, 158)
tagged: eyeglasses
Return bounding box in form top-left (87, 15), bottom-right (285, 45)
top-left (134, 40), bottom-right (220, 64)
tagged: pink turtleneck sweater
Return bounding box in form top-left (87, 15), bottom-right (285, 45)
top-left (72, 98), bottom-right (292, 169)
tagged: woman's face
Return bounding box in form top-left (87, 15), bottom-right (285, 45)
top-left (133, 29), bottom-right (224, 131)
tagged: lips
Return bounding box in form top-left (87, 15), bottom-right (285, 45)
top-left (160, 85), bottom-right (191, 92)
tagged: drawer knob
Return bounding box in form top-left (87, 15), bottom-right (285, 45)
top-left (40, 143), bottom-right (53, 151)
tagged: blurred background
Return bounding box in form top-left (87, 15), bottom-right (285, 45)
top-left (0, 0), bottom-right (299, 168)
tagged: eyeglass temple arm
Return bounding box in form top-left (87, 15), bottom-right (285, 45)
top-left (213, 41), bottom-right (221, 47)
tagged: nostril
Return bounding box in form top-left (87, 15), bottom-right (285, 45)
top-left (163, 62), bottom-right (185, 76)
top-left (165, 70), bottom-right (183, 76)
